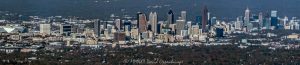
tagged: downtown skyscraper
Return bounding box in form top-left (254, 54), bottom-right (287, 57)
top-left (167, 10), bottom-right (175, 27)
top-left (149, 12), bottom-right (158, 34)
top-left (202, 6), bottom-right (208, 33)
top-left (244, 8), bottom-right (251, 32)
top-left (271, 10), bottom-right (278, 29)
top-left (137, 12), bottom-right (147, 33)
top-left (181, 11), bottom-right (187, 21)
top-left (259, 12), bottom-right (263, 28)
top-left (244, 8), bottom-right (250, 25)
top-left (94, 20), bottom-right (102, 37)
top-left (115, 19), bottom-right (122, 31)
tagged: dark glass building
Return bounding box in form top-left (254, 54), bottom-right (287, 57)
top-left (202, 6), bottom-right (208, 32)
top-left (94, 20), bottom-right (101, 37)
top-left (271, 17), bottom-right (278, 28)
top-left (157, 23), bottom-right (161, 34)
top-left (61, 24), bottom-right (72, 36)
top-left (167, 10), bottom-right (175, 27)
top-left (215, 27), bottom-right (224, 37)
top-left (124, 21), bottom-right (131, 31)
top-left (195, 16), bottom-right (202, 25)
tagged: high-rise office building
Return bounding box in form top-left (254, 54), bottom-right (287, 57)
top-left (244, 8), bottom-right (251, 32)
top-left (181, 11), bottom-right (187, 21)
top-left (124, 21), bottom-right (132, 32)
top-left (295, 23), bottom-right (300, 30)
top-left (137, 12), bottom-right (147, 33)
top-left (176, 20), bottom-right (185, 35)
top-left (115, 19), bottom-right (122, 31)
top-left (271, 17), bottom-right (278, 27)
top-left (283, 16), bottom-right (288, 26)
top-left (202, 6), bottom-right (208, 33)
top-left (211, 17), bottom-right (217, 26)
top-left (263, 17), bottom-right (271, 29)
top-left (60, 24), bottom-right (72, 36)
top-left (107, 24), bottom-right (113, 34)
top-left (246, 23), bottom-right (253, 32)
top-left (208, 12), bottom-right (211, 25)
top-left (94, 20), bottom-right (102, 37)
top-left (271, 10), bottom-right (278, 28)
top-left (40, 24), bottom-right (51, 35)
top-left (271, 10), bottom-right (277, 17)
top-left (149, 12), bottom-right (158, 34)
top-left (235, 18), bottom-right (242, 30)
top-left (167, 10), bottom-right (175, 27)
top-left (114, 32), bottom-right (126, 42)
top-left (191, 25), bottom-right (200, 35)
top-left (102, 21), bottom-right (108, 29)
top-left (259, 12), bottom-right (263, 29)
top-left (195, 16), bottom-right (202, 25)
top-left (124, 21), bottom-right (132, 36)
top-left (215, 27), bottom-right (224, 37)
top-left (157, 23), bottom-right (162, 34)
top-left (187, 21), bottom-right (192, 28)
top-left (244, 8), bottom-right (250, 27)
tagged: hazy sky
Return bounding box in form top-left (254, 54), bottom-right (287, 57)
top-left (0, 0), bottom-right (299, 20)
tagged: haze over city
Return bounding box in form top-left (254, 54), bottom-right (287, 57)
top-left (1, 0), bottom-right (300, 20)
top-left (0, 0), bottom-right (300, 65)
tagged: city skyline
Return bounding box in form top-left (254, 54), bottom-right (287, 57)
top-left (0, 0), bottom-right (300, 64)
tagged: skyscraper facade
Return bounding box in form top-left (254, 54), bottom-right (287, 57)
top-left (115, 19), bottom-right (122, 31)
top-left (157, 23), bottom-right (162, 34)
top-left (244, 8), bottom-right (251, 32)
top-left (208, 12), bottom-right (211, 25)
top-left (176, 20), bottom-right (185, 35)
top-left (215, 27), bottom-right (224, 37)
top-left (244, 8), bottom-right (250, 27)
top-left (94, 20), bottom-right (101, 37)
top-left (195, 16), bottom-right (202, 25)
top-left (181, 11), bottom-right (187, 21)
top-left (40, 24), bottom-right (51, 35)
top-left (167, 10), bottom-right (175, 27)
top-left (124, 21), bottom-right (131, 36)
top-left (259, 12), bottom-right (263, 28)
top-left (271, 10), bottom-right (277, 17)
top-left (149, 12), bottom-right (158, 34)
top-left (202, 6), bottom-right (208, 32)
top-left (211, 17), bottom-right (217, 26)
top-left (283, 16), bottom-right (288, 26)
top-left (138, 12), bottom-right (147, 33)
top-left (235, 18), bottom-right (242, 30)
top-left (271, 10), bottom-right (278, 28)
top-left (60, 24), bottom-right (72, 36)
top-left (124, 21), bottom-right (132, 32)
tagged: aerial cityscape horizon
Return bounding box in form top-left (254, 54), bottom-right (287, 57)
top-left (0, 0), bottom-right (300, 65)
top-left (1, 0), bottom-right (300, 20)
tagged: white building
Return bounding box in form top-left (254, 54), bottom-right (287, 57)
top-left (40, 24), bottom-right (51, 35)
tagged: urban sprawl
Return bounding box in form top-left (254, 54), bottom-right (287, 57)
top-left (1, 7), bottom-right (300, 54)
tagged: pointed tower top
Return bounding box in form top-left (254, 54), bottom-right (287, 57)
top-left (245, 7), bottom-right (250, 12)
top-left (168, 10), bottom-right (173, 14)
